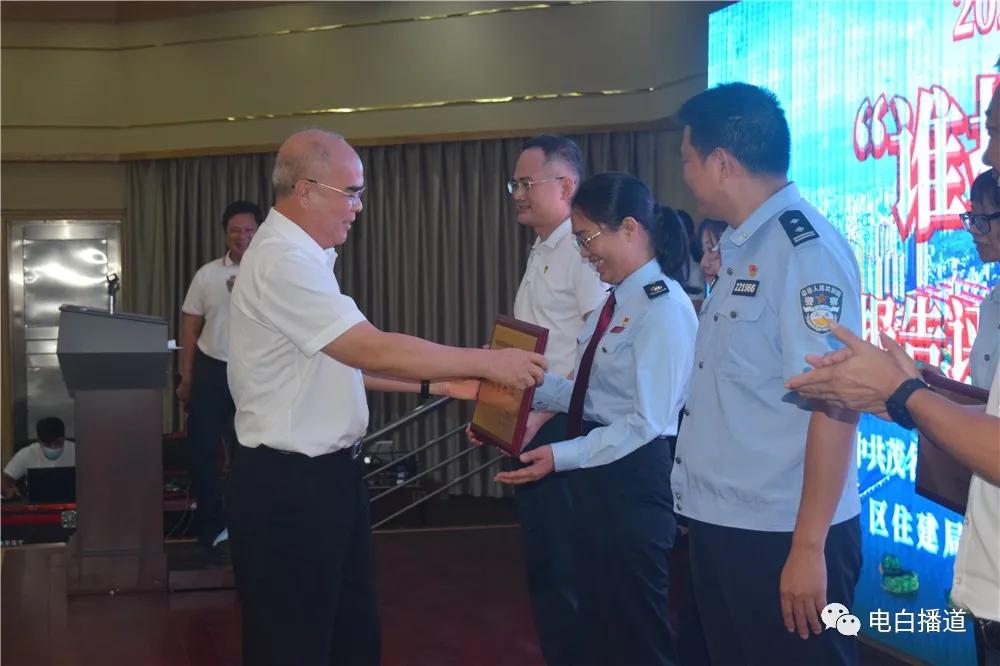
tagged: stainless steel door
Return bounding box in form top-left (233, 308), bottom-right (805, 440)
top-left (8, 220), bottom-right (122, 445)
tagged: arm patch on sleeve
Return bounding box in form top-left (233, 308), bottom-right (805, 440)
top-left (779, 210), bottom-right (819, 247)
top-left (800, 283), bottom-right (843, 334)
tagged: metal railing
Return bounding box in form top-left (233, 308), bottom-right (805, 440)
top-left (361, 397), bottom-right (504, 530)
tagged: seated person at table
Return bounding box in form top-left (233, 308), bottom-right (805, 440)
top-left (2, 417), bottom-right (76, 499)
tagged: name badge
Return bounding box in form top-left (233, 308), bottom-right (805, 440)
top-left (731, 279), bottom-right (760, 297)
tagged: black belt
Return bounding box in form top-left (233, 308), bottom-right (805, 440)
top-left (195, 348), bottom-right (227, 366)
top-left (255, 441), bottom-right (362, 461)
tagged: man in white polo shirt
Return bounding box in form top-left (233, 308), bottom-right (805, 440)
top-left (177, 200), bottom-right (262, 554)
top-left (508, 135), bottom-right (606, 666)
top-left (2, 417), bottom-right (75, 499)
top-left (226, 128), bottom-right (547, 666)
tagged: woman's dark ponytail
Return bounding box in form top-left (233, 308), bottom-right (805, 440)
top-left (652, 205), bottom-right (689, 284)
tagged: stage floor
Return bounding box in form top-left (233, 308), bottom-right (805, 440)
top-left (1, 525), bottom-right (543, 666)
top-left (2, 522), bottom-right (911, 665)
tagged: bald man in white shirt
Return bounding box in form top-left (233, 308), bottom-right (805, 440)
top-left (226, 129), bottom-right (547, 666)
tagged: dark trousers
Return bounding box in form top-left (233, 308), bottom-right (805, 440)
top-left (687, 515), bottom-right (862, 666)
top-left (675, 532), bottom-right (711, 666)
top-left (513, 413), bottom-right (582, 666)
top-left (227, 444), bottom-right (380, 666)
top-left (186, 349), bottom-right (235, 547)
top-left (975, 617), bottom-right (1000, 666)
top-left (568, 429), bottom-right (677, 666)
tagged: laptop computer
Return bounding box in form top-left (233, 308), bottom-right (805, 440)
top-left (26, 467), bottom-right (76, 503)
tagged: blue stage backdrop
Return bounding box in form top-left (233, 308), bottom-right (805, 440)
top-left (708, 1), bottom-right (999, 663)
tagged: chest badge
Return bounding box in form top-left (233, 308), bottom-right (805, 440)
top-left (610, 316), bottom-right (630, 334)
top-left (748, 264), bottom-right (758, 278)
top-left (644, 281), bottom-right (669, 299)
top-left (800, 283), bottom-right (844, 334)
top-left (544, 265), bottom-right (549, 273)
top-left (731, 279), bottom-right (760, 297)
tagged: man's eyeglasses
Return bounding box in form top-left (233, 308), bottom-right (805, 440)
top-left (302, 178), bottom-right (365, 206)
top-left (506, 177), bottom-right (566, 195)
top-left (573, 230), bottom-right (603, 252)
top-left (960, 211), bottom-right (1000, 235)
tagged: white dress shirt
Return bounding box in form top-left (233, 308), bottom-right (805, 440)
top-left (181, 253), bottom-right (240, 362)
top-left (951, 364), bottom-right (1000, 621)
top-left (513, 220), bottom-right (608, 377)
top-left (970, 282), bottom-right (999, 390)
top-left (228, 208), bottom-right (369, 457)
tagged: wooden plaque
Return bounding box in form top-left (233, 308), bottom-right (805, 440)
top-left (914, 369), bottom-right (990, 514)
top-left (469, 316), bottom-right (548, 457)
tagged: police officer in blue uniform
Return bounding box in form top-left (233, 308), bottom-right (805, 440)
top-left (671, 82), bottom-right (863, 665)
top-left (497, 171), bottom-right (697, 666)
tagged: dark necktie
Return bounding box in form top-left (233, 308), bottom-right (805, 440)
top-left (566, 291), bottom-right (616, 438)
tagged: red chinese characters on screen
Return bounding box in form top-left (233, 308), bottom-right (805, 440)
top-left (853, 75), bottom-right (998, 244)
top-left (862, 283), bottom-right (986, 382)
top-left (952, 0), bottom-right (1000, 41)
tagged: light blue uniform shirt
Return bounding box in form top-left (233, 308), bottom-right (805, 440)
top-left (532, 259), bottom-right (697, 471)
top-left (671, 183), bottom-right (862, 532)
top-left (971, 283), bottom-right (999, 390)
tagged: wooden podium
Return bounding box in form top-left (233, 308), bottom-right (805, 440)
top-left (57, 305), bottom-right (170, 595)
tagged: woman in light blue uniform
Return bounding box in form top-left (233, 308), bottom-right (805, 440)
top-left (966, 170), bottom-right (1000, 390)
top-left (497, 172), bottom-right (697, 666)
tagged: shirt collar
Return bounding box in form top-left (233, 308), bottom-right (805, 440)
top-left (614, 258), bottom-right (662, 313)
top-left (536, 219), bottom-right (572, 250)
top-left (724, 182), bottom-right (801, 248)
top-left (264, 207), bottom-right (334, 266)
top-left (223, 252), bottom-right (236, 267)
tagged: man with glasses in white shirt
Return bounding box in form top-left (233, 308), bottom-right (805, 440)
top-left (507, 135), bottom-right (607, 666)
top-left (227, 128), bottom-right (547, 666)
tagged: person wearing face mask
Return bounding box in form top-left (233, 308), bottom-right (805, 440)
top-left (2, 417), bottom-right (76, 499)
top-left (965, 169), bottom-right (1000, 391)
top-left (496, 171), bottom-right (697, 666)
top-left (177, 200), bottom-right (263, 558)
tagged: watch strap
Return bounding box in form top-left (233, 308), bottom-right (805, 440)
top-left (885, 377), bottom-right (929, 430)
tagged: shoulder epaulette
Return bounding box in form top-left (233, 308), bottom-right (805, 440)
top-left (644, 280), bottom-right (669, 300)
top-left (778, 210), bottom-right (819, 247)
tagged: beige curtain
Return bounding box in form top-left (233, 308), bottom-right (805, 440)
top-left (123, 128), bottom-right (684, 497)
top-left (124, 155), bottom-right (276, 435)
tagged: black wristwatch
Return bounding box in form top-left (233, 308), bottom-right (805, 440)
top-left (885, 378), bottom-right (930, 430)
top-left (419, 380), bottom-right (431, 401)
